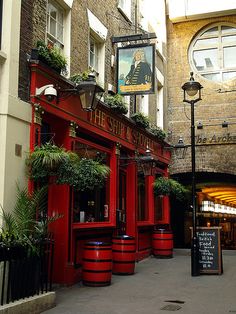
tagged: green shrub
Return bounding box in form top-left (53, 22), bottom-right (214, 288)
top-left (130, 112), bottom-right (150, 128)
top-left (104, 94), bottom-right (128, 114)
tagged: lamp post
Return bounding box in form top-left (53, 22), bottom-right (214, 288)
top-left (182, 72), bottom-right (203, 277)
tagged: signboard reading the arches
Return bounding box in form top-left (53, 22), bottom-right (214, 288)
top-left (117, 44), bottom-right (155, 95)
top-left (197, 227), bottom-right (223, 275)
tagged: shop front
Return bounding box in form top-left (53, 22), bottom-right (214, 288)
top-left (30, 62), bottom-right (171, 285)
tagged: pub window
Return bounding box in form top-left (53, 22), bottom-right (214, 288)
top-left (189, 23), bottom-right (236, 82)
top-left (154, 173), bottom-right (164, 221)
top-left (137, 172), bottom-right (147, 221)
top-left (72, 142), bottom-right (110, 223)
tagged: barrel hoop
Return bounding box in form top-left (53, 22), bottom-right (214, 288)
top-left (113, 260), bottom-right (135, 264)
top-left (153, 238), bottom-right (173, 241)
top-left (112, 242), bottom-right (135, 246)
top-left (83, 269), bottom-right (112, 273)
top-left (83, 280), bottom-right (110, 285)
top-left (154, 231), bottom-right (173, 234)
top-left (112, 249), bottom-right (136, 253)
top-left (85, 242), bottom-right (111, 246)
top-left (83, 258), bottom-right (112, 262)
top-left (84, 247), bottom-right (112, 251)
top-left (153, 248), bottom-right (173, 251)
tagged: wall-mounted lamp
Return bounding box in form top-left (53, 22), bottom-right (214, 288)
top-left (222, 121), bottom-right (228, 128)
top-left (197, 122), bottom-right (203, 129)
top-left (35, 73), bottom-right (105, 111)
top-left (119, 148), bottom-right (157, 176)
top-left (174, 137), bottom-right (188, 159)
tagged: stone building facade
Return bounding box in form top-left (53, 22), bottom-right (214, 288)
top-left (166, 2), bottom-right (236, 247)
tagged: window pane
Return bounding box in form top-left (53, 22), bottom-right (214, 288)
top-left (201, 27), bottom-right (218, 36)
top-left (222, 35), bottom-right (236, 44)
top-left (222, 26), bottom-right (236, 35)
top-left (58, 24), bottom-right (63, 42)
top-left (223, 71), bottom-right (236, 81)
top-left (137, 173), bottom-right (146, 221)
top-left (50, 18), bottom-right (56, 37)
top-left (202, 73), bottom-right (221, 81)
top-left (154, 196), bottom-right (163, 221)
top-left (193, 49), bottom-right (218, 71)
top-left (194, 38), bottom-right (218, 49)
top-left (224, 46), bottom-right (236, 68)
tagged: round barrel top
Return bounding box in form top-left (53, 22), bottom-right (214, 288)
top-left (154, 229), bottom-right (172, 233)
top-left (85, 241), bottom-right (112, 246)
top-left (112, 235), bottom-right (135, 240)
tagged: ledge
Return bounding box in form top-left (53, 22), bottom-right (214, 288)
top-left (0, 292), bottom-right (56, 314)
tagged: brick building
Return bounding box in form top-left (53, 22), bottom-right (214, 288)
top-left (0, 0), bottom-right (171, 286)
top-left (166, 1), bottom-right (236, 248)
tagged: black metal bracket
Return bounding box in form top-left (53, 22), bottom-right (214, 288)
top-left (112, 32), bottom-right (157, 44)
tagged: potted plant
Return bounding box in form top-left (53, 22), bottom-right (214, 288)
top-left (70, 71), bottom-right (90, 84)
top-left (130, 112), bottom-right (150, 128)
top-left (31, 41), bottom-right (67, 74)
top-left (26, 142), bottom-right (110, 191)
top-left (153, 177), bottom-right (188, 201)
top-left (104, 94), bottom-right (128, 115)
top-left (148, 125), bottom-right (166, 141)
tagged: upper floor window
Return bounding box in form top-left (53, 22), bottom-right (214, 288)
top-left (47, 0), bottom-right (64, 49)
top-left (89, 36), bottom-right (99, 73)
top-left (189, 24), bottom-right (236, 83)
top-left (118, 0), bottom-right (131, 21)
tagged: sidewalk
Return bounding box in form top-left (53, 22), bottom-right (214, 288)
top-left (43, 249), bottom-right (236, 314)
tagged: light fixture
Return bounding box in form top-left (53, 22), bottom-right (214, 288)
top-left (197, 122), bottom-right (203, 129)
top-left (119, 148), bottom-right (157, 176)
top-left (35, 73), bottom-right (105, 111)
top-left (222, 121), bottom-right (228, 128)
top-left (182, 72), bottom-right (203, 277)
top-left (174, 137), bottom-right (188, 159)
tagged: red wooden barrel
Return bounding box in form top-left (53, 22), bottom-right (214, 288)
top-left (82, 242), bottom-right (112, 286)
top-left (112, 235), bottom-right (136, 275)
top-left (152, 230), bottom-right (173, 258)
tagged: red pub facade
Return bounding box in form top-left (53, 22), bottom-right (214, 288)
top-left (30, 62), bottom-right (171, 285)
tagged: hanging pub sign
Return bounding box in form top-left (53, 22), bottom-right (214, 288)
top-left (117, 43), bottom-right (155, 95)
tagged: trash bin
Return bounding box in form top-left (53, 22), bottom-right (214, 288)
top-left (152, 228), bottom-right (173, 258)
top-left (112, 235), bottom-right (136, 275)
top-left (82, 241), bottom-right (112, 286)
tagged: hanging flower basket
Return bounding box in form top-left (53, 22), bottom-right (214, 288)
top-left (153, 177), bottom-right (188, 201)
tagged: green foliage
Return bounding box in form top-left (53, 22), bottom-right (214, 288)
top-left (130, 112), bottom-right (150, 128)
top-left (148, 125), bottom-right (166, 141)
top-left (0, 185), bottom-right (62, 253)
top-left (153, 177), bottom-right (188, 201)
top-left (57, 158), bottom-right (110, 191)
top-left (26, 142), bottom-right (77, 182)
top-left (104, 94), bottom-right (128, 114)
top-left (26, 143), bottom-right (110, 191)
top-left (36, 41), bottom-right (67, 72)
top-left (70, 71), bottom-right (90, 84)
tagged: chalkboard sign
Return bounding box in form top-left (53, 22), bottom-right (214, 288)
top-left (197, 227), bottom-right (222, 275)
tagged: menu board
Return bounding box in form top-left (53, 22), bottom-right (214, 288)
top-left (197, 227), bottom-right (222, 274)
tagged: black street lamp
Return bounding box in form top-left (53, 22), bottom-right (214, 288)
top-left (182, 72), bottom-right (203, 277)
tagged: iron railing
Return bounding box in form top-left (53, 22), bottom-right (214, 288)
top-left (0, 234), bottom-right (54, 305)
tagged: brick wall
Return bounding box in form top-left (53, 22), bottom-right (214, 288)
top-left (166, 15), bottom-right (236, 176)
top-left (19, 0), bottom-right (47, 101)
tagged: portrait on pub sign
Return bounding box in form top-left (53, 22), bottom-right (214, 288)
top-left (117, 44), bottom-right (155, 95)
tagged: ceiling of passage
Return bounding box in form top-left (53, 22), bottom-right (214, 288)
top-left (201, 186), bottom-right (236, 206)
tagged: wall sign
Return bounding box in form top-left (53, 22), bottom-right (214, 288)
top-left (195, 133), bottom-right (236, 145)
top-left (197, 227), bottom-right (223, 275)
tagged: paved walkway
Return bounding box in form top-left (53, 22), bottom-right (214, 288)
top-left (43, 249), bottom-right (236, 314)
